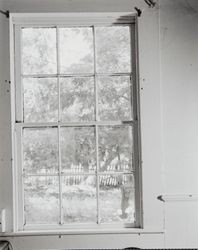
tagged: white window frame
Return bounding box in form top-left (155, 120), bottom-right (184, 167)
top-left (10, 12), bottom-right (142, 232)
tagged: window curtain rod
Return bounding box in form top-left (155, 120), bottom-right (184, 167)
top-left (144, 0), bottom-right (156, 7)
top-left (0, 9), bottom-right (9, 18)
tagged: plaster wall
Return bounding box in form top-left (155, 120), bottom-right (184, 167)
top-left (0, 0), bottom-right (198, 249)
top-left (160, 0), bottom-right (198, 247)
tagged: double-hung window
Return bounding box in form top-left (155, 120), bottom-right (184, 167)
top-left (12, 13), bottom-right (142, 231)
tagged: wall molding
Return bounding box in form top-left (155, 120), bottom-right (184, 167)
top-left (157, 194), bottom-right (198, 202)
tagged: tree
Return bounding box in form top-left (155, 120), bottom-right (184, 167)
top-left (22, 26), bottom-right (134, 222)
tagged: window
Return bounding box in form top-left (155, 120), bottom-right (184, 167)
top-left (12, 13), bottom-right (142, 231)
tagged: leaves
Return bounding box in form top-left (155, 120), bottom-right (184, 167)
top-left (22, 25), bottom-right (135, 224)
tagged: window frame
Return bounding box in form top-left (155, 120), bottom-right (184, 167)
top-left (10, 12), bottom-right (142, 232)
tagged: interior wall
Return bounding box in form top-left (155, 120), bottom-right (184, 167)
top-left (160, 0), bottom-right (198, 247)
top-left (0, 0), bottom-right (165, 248)
top-left (0, 0), bottom-right (145, 13)
top-left (0, 0), bottom-right (13, 234)
top-left (0, 0), bottom-right (198, 249)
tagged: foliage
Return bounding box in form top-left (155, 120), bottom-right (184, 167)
top-left (22, 26), bottom-right (135, 224)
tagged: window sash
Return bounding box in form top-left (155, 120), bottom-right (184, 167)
top-left (16, 25), bottom-right (134, 123)
top-left (19, 123), bottom-right (135, 227)
top-left (13, 14), bottom-right (141, 231)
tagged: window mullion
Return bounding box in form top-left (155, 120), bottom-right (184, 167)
top-left (93, 25), bottom-right (100, 224)
top-left (58, 125), bottom-right (63, 225)
top-left (57, 25), bottom-right (61, 122)
top-left (56, 26), bottom-right (63, 225)
top-left (95, 125), bottom-right (100, 224)
top-left (93, 25), bottom-right (98, 121)
top-left (18, 121), bottom-right (134, 128)
top-left (22, 72), bottom-right (132, 78)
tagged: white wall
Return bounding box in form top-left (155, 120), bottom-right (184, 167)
top-left (160, 0), bottom-right (198, 247)
top-left (0, 0), bottom-right (198, 249)
top-left (0, 0), bottom-right (13, 235)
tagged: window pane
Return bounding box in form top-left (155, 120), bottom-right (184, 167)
top-left (61, 127), bottom-right (96, 173)
top-left (23, 78), bottom-right (58, 122)
top-left (98, 76), bottom-right (132, 121)
top-left (22, 28), bottom-right (57, 74)
top-left (99, 126), bottom-right (133, 172)
top-left (62, 175), bottom-right (96, 223)
top-left (24, 176), bottom-right (59, 224)
top-left (23, 128), bottom-right (58, 174)
top-left (99, 174), bottom-right (135, 223)
top-left (60, 77), bottom-right (94, 122)
top-left (60, 27), bottom-right (94, 74)
top-left (95, 26), bottom-right (131, 73)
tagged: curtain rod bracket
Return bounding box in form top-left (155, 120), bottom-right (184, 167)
top-left (134, 7), bottom-right (142, 17)
top-left (144, 0), bottom-right (156, 8)
top-left (0, 10), bottom-right (9, 18)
